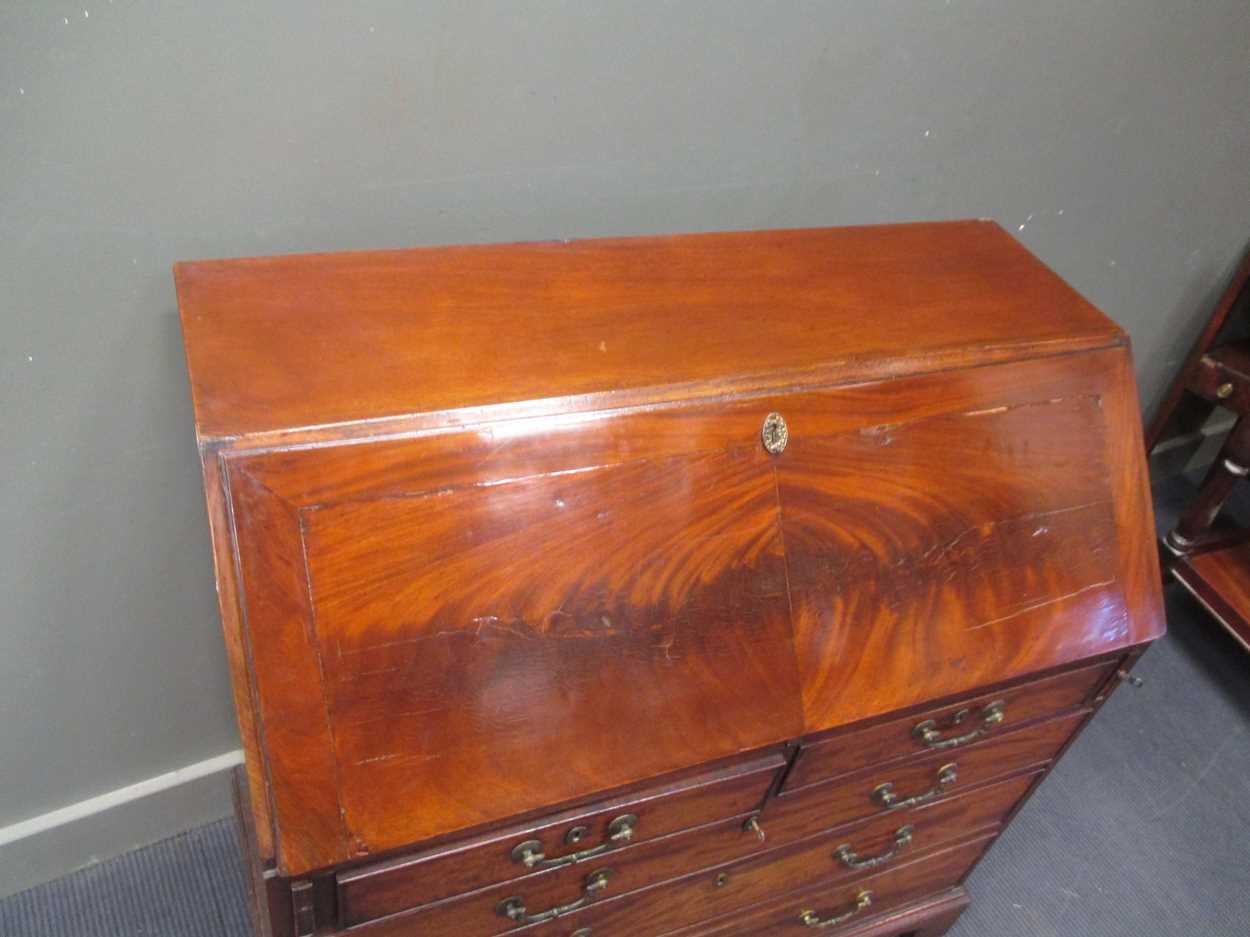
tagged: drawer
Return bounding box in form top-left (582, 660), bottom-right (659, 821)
top-left (664, 889), bottom-right (970, 937)
top-left (349, 822), bottom-right (994, 937)
top-left (352, 766), bottom-right (1034, 937)
top-left (515, 830), bottom-right (992, 937)
top-left (337, 751), bottom-right (784, 927)
top-left (759, 768), bottom-right (1038, 875)
top-left (772, 709), bottom-right (1085, 835)
top-left (673, 834), bottom-right (994, 937)
top-left (354, 813), bottom-right (763, 937)
top-left (784, 661), bottom-right (1115, 792)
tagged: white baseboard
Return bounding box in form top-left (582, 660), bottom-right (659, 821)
top-left (0, 750), bottom-right (243, 899)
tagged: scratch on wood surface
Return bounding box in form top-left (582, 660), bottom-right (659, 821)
top-left (352, 751), bottom-right (444, 768)
top-left (964, 580), bottom-right (1115, 631)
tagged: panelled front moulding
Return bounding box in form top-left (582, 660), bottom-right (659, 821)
top-left (176, 221), bottom-right (1164, 937)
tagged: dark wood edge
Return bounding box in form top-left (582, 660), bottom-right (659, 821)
top-left (1158, 519), bottom-right (1250, 565)
top-left (199, 450), bottom-right (276, 863)
top-left (232, 766), bottom-right (289, 937)
top-left (1169, 560), bottom-right (1250, 653)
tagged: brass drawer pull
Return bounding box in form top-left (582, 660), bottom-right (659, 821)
top-left (510, 814), bottom-right (637, 870)
top-left (872, 763), bottom-right (957, 810)
top-left (496, 869), bottom-right (613, 925)
top-left (799, 891), bottom-right (873, 928)
top-left (912, 700), bottom-right (1005, 750)
top-left (833, 825), bottom-right (913, 870)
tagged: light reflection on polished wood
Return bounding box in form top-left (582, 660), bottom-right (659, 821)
top-left (175, 223), bottom-right (1164, 928)
top-left (219, 347), bottom-right (1162, 873)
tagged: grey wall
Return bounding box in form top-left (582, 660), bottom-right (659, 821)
top-left (2, 0), bottom-right (1248, 887)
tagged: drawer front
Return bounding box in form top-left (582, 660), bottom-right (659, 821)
top-left (338, 752), bottom-right (784, 926)
top-left (772, 710), bottom-right (1085, 836)
top-left (350, 818), bottom-right (995, 937)
top-left (517, 832), bottom-right (993, 937)
top-left (353, 766), bottom-right (1034, 937)
top-left (760, 768), bottom-right (1037, 876)
top-left (686, 834), bottom-right (993, 937)
top-left (362, 813), bottom-right (763, 937)
top-left (665, 888), bottom-right (970, 937)
top-left (784, 660), bottom-right (1118, 792)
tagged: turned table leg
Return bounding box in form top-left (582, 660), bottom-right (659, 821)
top-left (1168, 416), bottom-right (1250, 554)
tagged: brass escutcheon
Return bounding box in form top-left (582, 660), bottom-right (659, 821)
top-left (762, 412), bottom-right (789, 454)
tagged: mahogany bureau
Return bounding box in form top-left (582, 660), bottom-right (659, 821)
top-left (175, 222), bottom-right (1165, 937)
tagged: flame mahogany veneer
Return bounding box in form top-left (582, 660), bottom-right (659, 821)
top-left (177, 222), bottom-right (1164, 937)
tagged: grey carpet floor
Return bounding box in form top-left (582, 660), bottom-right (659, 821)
top-left (4, 483), bottom-right (1250, 936)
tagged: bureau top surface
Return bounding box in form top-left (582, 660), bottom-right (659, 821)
top-left (175, 220), bottom-right (1121, 442)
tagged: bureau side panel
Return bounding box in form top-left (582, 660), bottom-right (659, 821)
top-left (1102, 346), bottom-right (1167, 644)
top-left (199, 451), bottom-right (274, 863)
top-left (226, 468), bottom-right (355, 873)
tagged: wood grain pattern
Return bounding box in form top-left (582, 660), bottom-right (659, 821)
top-left (176, 226), bottom-right (1165, 907)
top-left (211, 345), bottom-right (1161, 876)
top-left (176, 221), bottom-right (1123, 445)
top-left (779, 393), bottom-right (1126, 730)
top-left (306, 447), bottom-right (802, 857)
